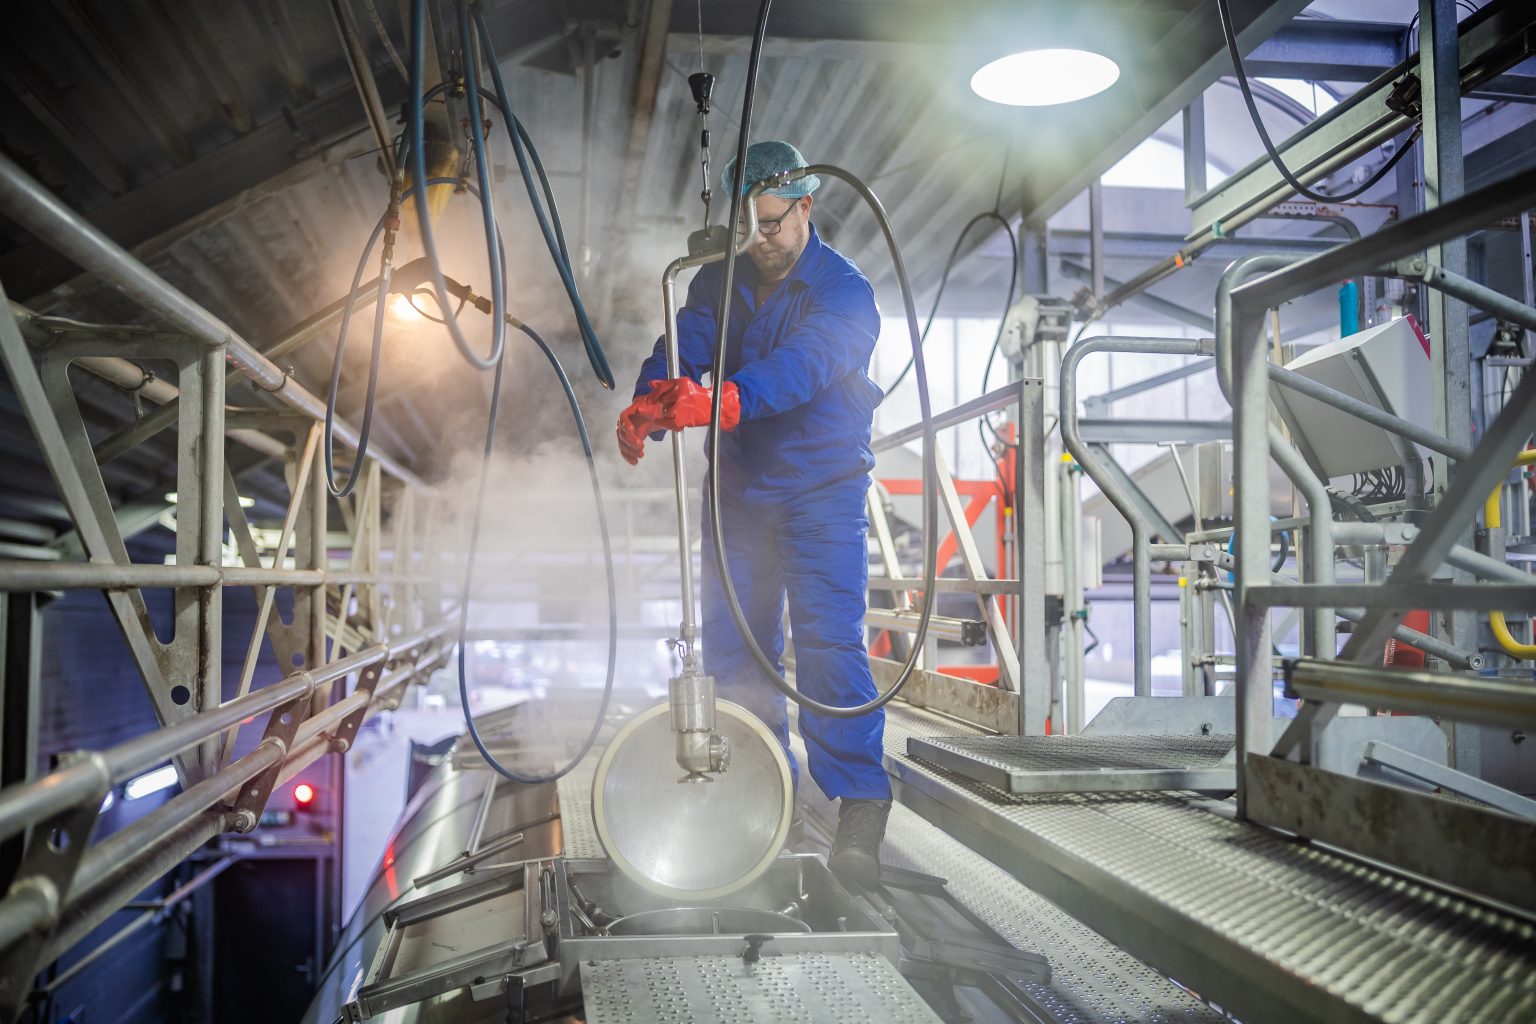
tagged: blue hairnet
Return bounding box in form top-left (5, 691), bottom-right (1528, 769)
top-left (719, 140), bottom-right (821, 199)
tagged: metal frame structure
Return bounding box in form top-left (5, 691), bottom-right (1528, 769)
top-left (867, 377), bottom-right (1048, 736)
top-left (0, 151), bottom-right (455, 1020)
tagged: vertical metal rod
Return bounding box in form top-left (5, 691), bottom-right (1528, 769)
top-left (661, 269), bottom-right (700, 652)
top-left (1018, 379), bottom-right (1047, 735)
top-left (1420, 0), bottom-right (1478, 773)
top-left (1088, 178), bottom-right (1105, 300)
top-left (195, 346), bottom-right (224, 776)
top-left (1232, 300), bottom-right (1273, 817)
top-left (1060, 458), bottom-right (1086, 734)
top-left (1268, 432), bottom-right (1335, 656)
top-left (1061, 336), bottom-right (1205, 697)
top-left (1183, 97), bottom-right (1207, 206)
top-left (656, 210), bottom-right (759, 657)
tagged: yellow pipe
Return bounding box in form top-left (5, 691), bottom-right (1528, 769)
top-left (1485, 449), bottom-right (1536, 659)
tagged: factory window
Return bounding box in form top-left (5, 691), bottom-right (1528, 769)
top-left (1255, 77), bottom-right (1338, 116)
top-left (1101, 137), bottom-right (1225, 191)
top-left (873, 316), bottom-right (998, 481)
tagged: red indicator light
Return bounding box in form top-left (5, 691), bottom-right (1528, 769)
top-left (293, 783), bottom-right (317, 807)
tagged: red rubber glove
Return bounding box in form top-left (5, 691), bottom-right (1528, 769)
top-left (616, 382), bottom-right (666, 465)
top-left (650, 378), bottom-right (742, 432)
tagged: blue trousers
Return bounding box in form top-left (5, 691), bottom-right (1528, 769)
top-left (700, 476), bottom-right (890, 801)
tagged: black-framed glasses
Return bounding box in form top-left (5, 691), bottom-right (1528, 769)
top-left (737, 198), bottom-right (804, 238)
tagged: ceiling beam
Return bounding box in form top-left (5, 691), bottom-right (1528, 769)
top-left (1244, 20), bottom-right (1406, 82)
top-left (0, 0), bottom-right (596, 303)
top-left (0, 74), bottom-right (406, 302)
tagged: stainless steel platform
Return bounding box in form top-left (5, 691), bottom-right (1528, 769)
top-left (783, 706), bottom-right (1233, 1022)
top-left (890, 734), bottom-right (1536, 1024)
top-left (578, 953), bottom-right (942, 1023)
top-left (907, 733), bottom-right (1236, 793)
top-left (555, 750), bottom-right (604, 858)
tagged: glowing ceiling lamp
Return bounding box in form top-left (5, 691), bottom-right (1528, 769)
top-left (970, 48), bottom-right (1121, 107)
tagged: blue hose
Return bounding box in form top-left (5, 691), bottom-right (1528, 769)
top-left (470, 2), bottom-right (614, 390)
top-left (406, 0), bottom-right (502, 370)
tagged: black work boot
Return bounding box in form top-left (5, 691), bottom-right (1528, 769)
top-left (828, 798), bottom-right (891, 889)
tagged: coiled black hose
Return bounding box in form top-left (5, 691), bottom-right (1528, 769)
top-left (706, 0), bottom-right (941, 718)
top-left (455, 318), bottom-right (618, 784)
top-left (884, 211), bottom-right (1016, 395)
top-left (325, 176), bottom-right (464, 497)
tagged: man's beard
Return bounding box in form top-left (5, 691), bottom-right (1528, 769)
top-left (751, 244), bottom-right (797, 279)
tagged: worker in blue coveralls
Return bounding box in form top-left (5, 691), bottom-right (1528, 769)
top-left (615, 140), bottom-right (890, 887)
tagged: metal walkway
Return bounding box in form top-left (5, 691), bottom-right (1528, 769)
top-left (907, 733), bottom-right (1236, 793)
top-left (890, 723), bottom-right (1536, 1024)
top-left (580, 954), bottom-right (942, 1023)
top-left (816, 707), bottom-right (1233, 1023)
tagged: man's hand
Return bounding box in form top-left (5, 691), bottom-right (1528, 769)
top-left (616, 382), bottom-right (666, 465)
top-left (650, 378), bottom-right (742, 432)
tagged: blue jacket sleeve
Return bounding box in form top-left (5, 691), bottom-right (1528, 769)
top-left (632, 269), bottom-right (721, 398)
top-left (727, 272), bottom-right (879, 420)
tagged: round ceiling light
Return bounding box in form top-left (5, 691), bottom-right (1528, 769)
top-left (970, 48), bottom-right (1121, 107)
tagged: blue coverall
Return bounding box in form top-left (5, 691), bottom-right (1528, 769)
top-left (635, 224), bottom-right (891, 800)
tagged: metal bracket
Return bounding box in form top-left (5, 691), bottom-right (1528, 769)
top-left (0, 753), bottom-right (109, 1019)
top-left (1384, 73), bottom-right (1422, 120)
top-left (334, 661), bottom-right (387, 753)
top-left (229, 674), bottom-right (315, 832)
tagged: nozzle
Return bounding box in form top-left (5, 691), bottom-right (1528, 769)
top-left (670, 667), bottom-right (728, 780)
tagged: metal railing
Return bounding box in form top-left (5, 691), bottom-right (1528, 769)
top-left (867, 377), bottom-right (1049, 734)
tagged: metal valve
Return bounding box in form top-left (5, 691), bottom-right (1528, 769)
top-left (669, 666), bottom-right (729, 782)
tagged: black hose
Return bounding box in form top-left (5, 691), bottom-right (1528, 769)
top-left (456, 317), bottom-right (619, 784)
top-left (884, 211), bottom-right (1016, 395)
top-left (324, 176), bottom-right (466, 497)
top-left (1214, 0), bottom-right (1420, 205)
top-left (704, 2), bottom-right (937, 718)
top-left (712, 165), bottom-right (938, 718)
top-left (709, 161), bottom-right (941, 712)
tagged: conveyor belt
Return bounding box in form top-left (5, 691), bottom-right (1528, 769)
top-left (889, 718), bottom-right (1536, 1024)
top-left (579, 953), bottom-right (942, 1023)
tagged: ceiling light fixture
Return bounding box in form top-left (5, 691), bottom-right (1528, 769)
top-left (970, 48), bottom-right (1121, 107)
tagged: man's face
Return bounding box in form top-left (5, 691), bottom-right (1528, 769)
top-left (739, 194), bottom-right (812, 280)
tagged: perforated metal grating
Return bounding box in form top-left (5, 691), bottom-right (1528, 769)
top-left (556, 753), bottom-right (604, 858)
top-left (879, 708), bottom-right (1229, 1023)
top-left (889, 707), bottom-right (1536, 1024)
top-left (579, 953), bottom-right (942, 1023)
top-left (917, 733), bottom-right (1235, 772)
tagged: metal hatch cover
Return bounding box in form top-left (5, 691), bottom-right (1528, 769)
top-left (592, 701), bottom-right (793, 901)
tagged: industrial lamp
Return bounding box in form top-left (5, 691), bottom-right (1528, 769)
top-left (970, 48), bottom-right (1121, 107)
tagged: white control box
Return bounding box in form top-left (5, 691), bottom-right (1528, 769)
top-left (1269, 315), bottom-right (1432, 480)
